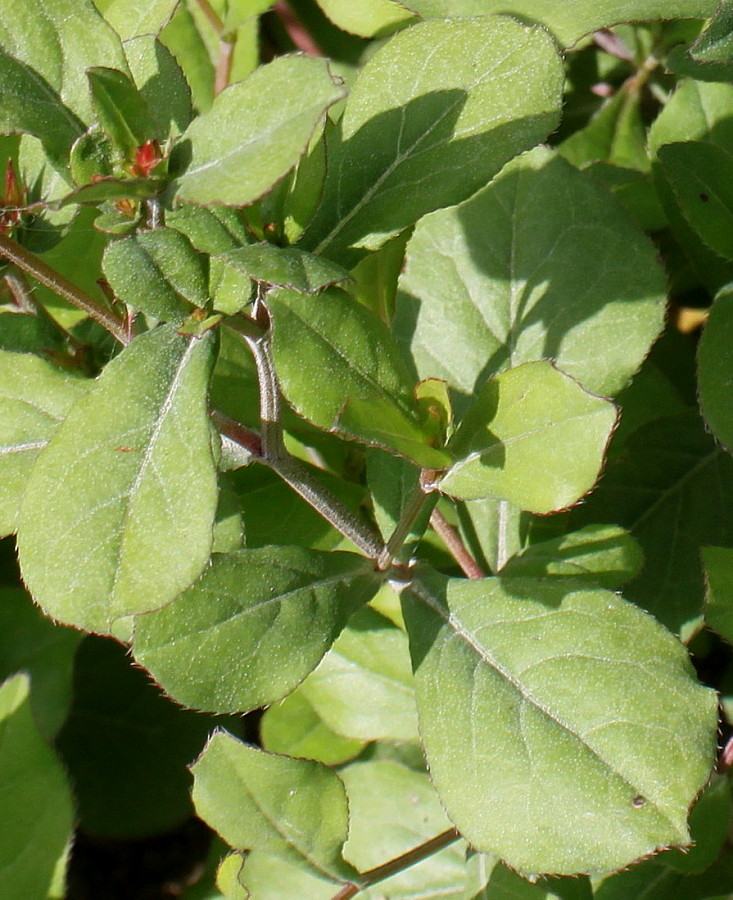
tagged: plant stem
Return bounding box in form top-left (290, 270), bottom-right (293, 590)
top-left (214, 38), bottom-right (235, 95)
top-left (210, 409), bottom-right (263, 457)
top-left (330, 828), bottom-right (461, 899)
top-left (195, 0), bottom-right (224, 34)
top-left (0, 232), bottom-right (128, 344)
top-left (430, 508), bottom-right (484, 579)
top-left (378, 481), bottom-right (433, 570)
top-left (273, 0), bottom-right (324, 55)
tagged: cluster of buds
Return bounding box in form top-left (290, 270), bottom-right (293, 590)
top-left (0, 160), bottom-right (25, 235)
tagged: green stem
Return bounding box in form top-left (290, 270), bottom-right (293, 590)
top-left (0, 232), bottom-right (128, 344)
top-left (330, 828), bottom-right (461, 900)
top-left (214, 37), bottom-right (236, 95)
top-left (430, 508), bottom-right (484, 579)
top-left (195, 0), bottom-right (225, 34)
top-left (378, 480), bottom-right (433, 570)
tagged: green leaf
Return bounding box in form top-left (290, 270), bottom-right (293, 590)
top-left (58, 175), bottom-right (162, 207)
top-left (260, 690), bottom-right (366, 765)
top-left (366, 448), bottom-right (434, 554)
top-left (0, 46), bottom-right (84, 164)
top-left (401, 569), bottom-right (718, 876)
top-left (159, 1), bottom-right (215, 113)
top-left (658, 141), bottom-right (733, 261)
top-left (572, 411), bottom-right (733, 637)
top-left (395, 146), bottom-right (666, 406)
top-left (168, 203), bottom-right (250, 255)
top-left (401, 0), bottom-right (718, 48)
top-left (56, 635), bottom-right (225, 839)
top-left (103, 228), bottom-right (209, 322)
top-left (699, 288), bottom-right (733, 451)
top-left (440, 361), bottom-right (618, 514)
top-left (101, 0), bottom-right (180, 40)
top-left (0, 588), bottom-right (81, 739)
top-left (124, 34), bottom-right (193, 140)
top-left (217, 243), bottom-right (351, 293)
top-left (299, 607), bottom-right (419, 742)
top-left (662, 774), bottom-right (731, 874)
top-left (0, 350), bottom-right (88, 538)
top-left (87, 65), bottom-right (158, 157)
top-left (502, 524), bottom-right (644, 589)
top-left (315, 0), bottom-right (415, 37)
top-left (192, 732), bottom-right (358, 883)
top-left (133, 546), bottom-right (381, 713)
top-left (0, 0), bottom-right (129, 126)
top-left (174, 54), bottom-right (345, 205)
top-left (0, 674), bottom-right (74, 897)
top-left (299, 17), bottom-right (563, 266)
top-left (17, 325), bottom-right (218, 633)
top-left (703, 546), bottom-right (733, 644)
top-left (268, 287), bottom-right (450, 467)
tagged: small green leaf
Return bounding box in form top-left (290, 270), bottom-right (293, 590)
top-left (699, 288), bottom-right (733, 451)
top-left (124, 34), bottom-right (193, 140)
top-left (502, 525), bottom-right (644, 589)
top-left (100, 0), bottom-right (180, 40)
top-left (260, 690), bottom-right (366, 765)
top-left (217, 243), bottom-right (351, 293)
top-left (133, 546), bottom-right (381, 713)
top-left (440, 362), bottom-right (618, 514)
top-left (192, 732), bottom-right (358, 882)
top-left (168, 203), bottom-right (250, 255)
top-left (103, 227), bottom-right (209, 322)
top-left (658, 141), bottom-right (733, 260)
top-left (401, 569), bottom-right (718, 875)
top-left (268, 287), bottom-right (450, 467)
top-left (17, 325), bottom-right (218, 633)
top-left (315, 0), bottom-right (415, 37)
top-left (299, 17), bottom-right (563, 266)
top-left (58, 175), bottom-right (162, 207)
top-left (299, 607), bottom-right (420, 742)
top-left (69, 126), bottom-right (115, 184)
top-left (401, 0), bottom-right (717, 48)
top-left (174, 54), bottom-right (345, 205)
top-left (395, 146), bottom-right (666, 406)
top-left (0, 674), bottom-right (74, 897)
top-left (0, 351), bottom-right (88, 537)
top-left (87, 65), bottom-right (158, 157)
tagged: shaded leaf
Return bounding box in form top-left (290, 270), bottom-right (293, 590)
top-left (315, 0), bottom-right (415, 37)
top-left (192, 732), bottom-right (358, 882)
top-left (299, 17), bottom-right (563, 266)
top-left (217, 243), bottom-right (350, 293)
top-left (87, 65), bottom-right (158, 156)
top-left (703, 545), bottom-right (733, 644)
top-left (133, 546), bottom-right (381, 713)
top-left (699, 288), bottom-right (733, 451)
top-left (174, 54), bottom-right (344, 205)
top-left (401, 569), bottom-right (717, 875)
top-left (440, 361), bottom-right (618, 514)
top-left (17, 325), bottom-right (218, 633)
top-left (124, 34), bottom-right (193, 140)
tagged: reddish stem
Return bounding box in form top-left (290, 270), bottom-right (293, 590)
top-left (273, 1), bottom-right (324, 56)
top-left (430, 509), bottom-right (484, 579)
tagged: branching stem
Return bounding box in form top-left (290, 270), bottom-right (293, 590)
top-left (0, 233), bottom-right (128, 344)
top-left (378, 481), bottom-right (434, 570)
top-left (330, 828), bottom-right (461, 899)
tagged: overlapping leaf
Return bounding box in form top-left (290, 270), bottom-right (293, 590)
top-left (401, 569), bottom-right (718, 875)
top-left (133, 546), bottom-right (381, 713)
top-left (315, 0), bottom-right (415, 37)
top-left (97, 0), bottom-right (180, 40)
top-left (395, 146), bottom-right (666, 406)
top-left (298, 17), bottom-right (563, 266)
top-left (17, 325), bottom-right (218, 633)
top-left (216, 243), bottom-right (350, 293)
top-left (699, 288), bottom-right (733, 451)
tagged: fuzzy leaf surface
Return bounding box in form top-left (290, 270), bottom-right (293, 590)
top-left (192, 732), bottom-right (358, 883)
top-left (440, 361), bottom-right (618, 514)
top-left (87, 65), bottom-right (158, 155)
top-left (0, 674), bottom-right (74, 898)
top-left (298, 17), bottom-right (563, 266)
top-left (133, 546), bottom-right (381, 713)
top-left (100, 0), bottom-right (180, 40)
top-left (395, 146), bottom-right (666, 406)
top-left (402, 1), bottom-right (717, 47)
top-left (315, 0), bottom-right (415, 37)
top-left (174, 54), bottom-right (344, 205)
top-left (0, 352), bottom-right (88, 537)
top-left (217, 244), bottom-right (350, 293)
top-left (401, 570), bottom-right (718, 875)
top-left (17, 326), bottom-right (218, 633)
top-left (124, 34), bottom-right (193, 140)
top-left (268, 287), bottom-right (450, 467)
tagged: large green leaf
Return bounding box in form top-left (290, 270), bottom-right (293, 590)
top-left (192, 732), bottom-right (358, 883)
top-left (401, 569), bottom-right (718, 876)
top-left (298, 17), bottom-right (563, 266)
top-left (440, 361), bottom-right (618, 514)
top-left (395, 146), bottom-right (666, 406)
top-left (0, 351), bottom-right (88, 538)
top-left (268, 287), bottom-right (451, 467)
top-left (124, 34), bottom-right (193, 140)
top-left (174, 54), bottom-right (344, 205)
top-left (699, 288), bottom-right (733, 451)
top-left (571, 411), bottom-right (733, 637)
top-left (403, 1), bottom-right (717, 48)
top-left (103, 227), bottom-right (209, 322)
top-left (299, 607), bottom-right (419, 742)
top-left (0, 0), bottom-right (129, 126)
top-left (99, 0), bottom-right (180, 40)
top-left (56, 635), bottom-right (225, 839)
top-left (17, 325), bottom-right (218, 633)
top-left (0, 674), bottom-right (74, 897)
top-left (133, 546), bottom-right (381, 713)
